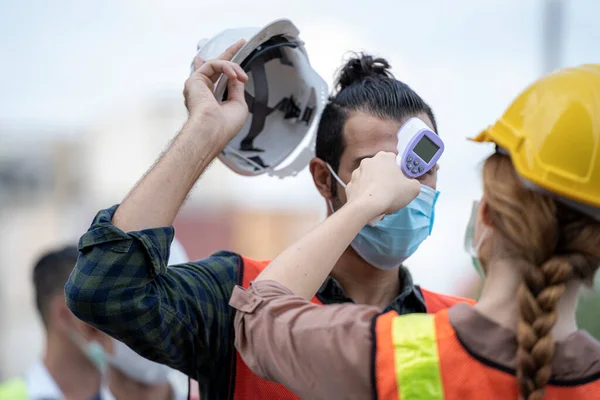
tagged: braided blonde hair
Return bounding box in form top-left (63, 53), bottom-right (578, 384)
top-left (482, 154), bottom-right (600, 400)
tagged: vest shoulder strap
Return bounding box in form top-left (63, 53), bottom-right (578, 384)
top-left (0, 378), bottom-right (27, 400)
top-left (239, 256), bottom-right (323, 306)
top-left (240, 256), bottom-right (271, 288)
top-left (374, 311), bottom-right (445, 400)
top-left (420, 287), bottom-right (476, 313)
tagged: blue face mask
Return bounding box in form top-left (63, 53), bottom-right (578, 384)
top-left (327, 164), bottom-right (439, 270)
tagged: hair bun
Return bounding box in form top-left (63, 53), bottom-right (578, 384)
top-left (335, 53), bottom-right (394, 91)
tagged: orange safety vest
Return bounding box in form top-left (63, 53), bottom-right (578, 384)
top-left (373, 309), bottom-right (600, 399)
top-left (229, 257), bottom-right (476, 399)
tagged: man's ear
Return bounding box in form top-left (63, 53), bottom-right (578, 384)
top-left (310, 158), bottom-right (333, 200)
top-left (75, 318), bottom-right (114, 354)
top-left (52, 295), bottom-right (75, 331)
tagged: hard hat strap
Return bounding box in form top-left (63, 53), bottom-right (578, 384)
top-left (228, 37), bottom-right (309, 171)
top-left (241, 55), bottom-right (270, 152)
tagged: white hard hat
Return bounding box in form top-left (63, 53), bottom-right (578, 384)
top-left (191, 19), bottom-right (329, 178)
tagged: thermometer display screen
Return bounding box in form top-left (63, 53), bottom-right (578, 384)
top-left (413, 135), bottom-right (440, 163)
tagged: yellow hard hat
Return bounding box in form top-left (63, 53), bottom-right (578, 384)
top-left (471, 64), bottom-right (600, 213)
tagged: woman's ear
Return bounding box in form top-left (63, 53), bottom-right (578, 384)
top-left (479, 197), bottom-right (493, 227)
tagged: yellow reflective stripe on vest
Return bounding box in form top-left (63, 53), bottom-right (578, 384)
top-left (391, 314), bottom-right (444, 400)
top-left (0, 378), bottom-right (27, 400)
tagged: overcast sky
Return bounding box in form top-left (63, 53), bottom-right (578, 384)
top-left (1, 0), bottom-right (598, 291)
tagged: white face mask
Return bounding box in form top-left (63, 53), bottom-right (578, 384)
top-left (109, 340), bottom-right (172, 385)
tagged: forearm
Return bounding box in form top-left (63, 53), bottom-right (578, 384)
top-left (256, 198), bottom-right (376, 299)
top-left (113, 116), bottom-right (222, 232)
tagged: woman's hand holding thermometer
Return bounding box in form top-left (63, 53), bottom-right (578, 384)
top-left (363, 118), bottom-right (444, 226)
top-left (345, 152), bottom-right (421, 221)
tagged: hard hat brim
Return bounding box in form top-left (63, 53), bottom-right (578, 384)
top-left (467, 127), bottom-right (493, 143)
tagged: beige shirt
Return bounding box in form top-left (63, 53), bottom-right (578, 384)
top-left (230, 280), bottom-right (600, 400)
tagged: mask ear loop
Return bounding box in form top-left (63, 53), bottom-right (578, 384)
top-left (325, 163), bottom-right (343, 216)
top-left (325, 163), bottom-right (383, 226)
top-left (474, 227), bottom-right (489, 256)
top-left (325, 163), bottom-right (346, 189)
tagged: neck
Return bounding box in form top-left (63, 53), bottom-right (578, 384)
top-left (108, 369), bottom-right (172, 400)
top-left (330, 247), bottom-right (401, 309)
top-left (44, 331), bottom-right (101, 400)
top-left (474, 259), bottom-right (579, 340)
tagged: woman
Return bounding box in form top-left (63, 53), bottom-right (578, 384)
top-left (229, 64), bottom-right (600, 400)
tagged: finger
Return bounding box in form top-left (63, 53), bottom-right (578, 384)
top-left (374, 151), bottom-right (393, 160)
top-left (216, 63), bottom-right (247, 83)
top-left (225, 75), bottom-right (246, 103)
top-left (222, 63), bottom-right (238, 81)
top-left (197, 60), bottom-right (241, 83)
top-left (194, 59), bottom-right (248, 83)
top-left (217, 39), bottom-right (247, 61)
top-left (193, 56), bottom-right (205, 71)
top-left (232, 63), bottom-right (248, 82)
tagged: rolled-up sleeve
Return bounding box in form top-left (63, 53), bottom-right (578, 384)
top-left (65, 205), bottom-right (240, 380)
top-left (230, 280), bottom-right (380, 400)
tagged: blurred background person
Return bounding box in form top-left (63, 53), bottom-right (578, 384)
top-left (0, 245), bottom-right (189, 400)
top-left (0, 246), bottom-right (108, 399)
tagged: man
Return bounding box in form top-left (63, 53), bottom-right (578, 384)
top-left (0, 245), bottom-right (187, 400)
top-left (0, 246), bottom-right (108, 400)
top-left (65, 39), bottom-right (473, 399)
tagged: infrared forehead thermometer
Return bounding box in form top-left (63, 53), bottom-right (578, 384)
top-left (367, 118), bottom-right (443, 226)
top-left (396, 117), bottom-right (444, 178)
